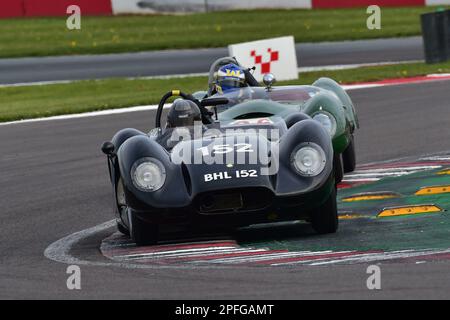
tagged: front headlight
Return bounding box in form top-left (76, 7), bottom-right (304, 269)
top-left (131, 157), bottom-right (166, 192)
top-left (291, 143), bottom-right (326, 177)
top-left (313, 112), bottom-right (336, 137)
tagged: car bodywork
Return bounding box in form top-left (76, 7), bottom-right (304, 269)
top-left (102, 91), bottom-right (338, 245)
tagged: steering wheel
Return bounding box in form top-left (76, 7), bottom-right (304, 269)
top-left (155, 90), bottom-right (213, 128)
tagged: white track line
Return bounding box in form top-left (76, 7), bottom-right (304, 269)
top-left (44, 219), bottom-right (240, 270)
top-left (0, 80), bottom-right (419, 127)
top-left (115, 246), bottom-right (244, 259)
top-left (2, 73), bottom-right (450, 127)
top-left (353, 166), bottom-right (441, 173)
top-left (0, 60), bottom-right (423, 89)
top-left (126, 249), bottom-right (268, 261)
top-left (0, 104), bottom-right (161, 126)
top-left (204, 251), bottom-right (335, 264)
top-left (309, 249), bottom-right (450, 266)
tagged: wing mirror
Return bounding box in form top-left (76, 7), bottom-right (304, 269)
top-left (263, 73), bottom-right (276, 91)
top-left (101, 141), bottom-right (115, 156)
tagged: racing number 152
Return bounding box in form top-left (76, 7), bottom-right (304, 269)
top-left (197, 143), bottom-right (253, 156)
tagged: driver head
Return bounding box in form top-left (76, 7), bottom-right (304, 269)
top-left (215, 63), bottom-right (246, 94)
top-left (166, 99), bottom-right (201, 128)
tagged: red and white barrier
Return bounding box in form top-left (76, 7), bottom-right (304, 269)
top-left (312, 0), bottom-right (450, 8)
top-left (24, 0), bottom-right (112, 17)
top-left (425, 0), bottom-right (450, 5)
top-left (0, 0), bottom-right (112, 18)
top-left (0, 0), bottom-right (448, 18)
top-left (0, 0), bottom-right (24, 18)
top-left (110, 0), bottom-right (450, 14)
top-left (312, 0), bottom-right (424, 8)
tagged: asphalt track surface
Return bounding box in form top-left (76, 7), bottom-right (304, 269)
top-left (1, 78), bottom-right (450, 299)
top-left (0, 37), bottom-right (424, 85)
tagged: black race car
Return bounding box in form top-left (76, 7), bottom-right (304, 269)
top-left (102, 90), bottom-right (338, 245)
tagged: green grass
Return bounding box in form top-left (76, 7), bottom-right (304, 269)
top-left (1, 60), bottom-right (449, 123)
top-left (0, 7), bottom-right (447, 58)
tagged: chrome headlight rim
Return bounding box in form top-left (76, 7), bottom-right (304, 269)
top-left (131, 157), bottom-right (166, 192)
top-left (312, 111), bottom-right (337, 137)
top-left (290, 142), bottom-right (327, 177)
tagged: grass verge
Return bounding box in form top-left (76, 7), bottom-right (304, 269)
top-left (0, 7), bottom-right (448, 58)
top-left (1, 60), bottom-right (449, 123)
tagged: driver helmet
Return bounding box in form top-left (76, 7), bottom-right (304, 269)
top-left (166, 99), bottom-right (201, 128)
top-left (215, 63), bottom-right (246, 94)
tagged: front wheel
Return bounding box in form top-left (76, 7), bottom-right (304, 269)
top-left (129, 210), bottom-right (159, 246)
top-left (343, 134), bottom-right (356, 173)
top-left (311, 187), bottom-right (338, 234)
top-left (333, 153), bottom-right (344, 185)
top-left (116, 220), bottom-right (129, 236)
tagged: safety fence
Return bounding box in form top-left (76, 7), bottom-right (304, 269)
top-left (1, 0), bottom-right (449, 18)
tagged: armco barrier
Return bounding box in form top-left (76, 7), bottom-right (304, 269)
top-left (24, 0), bottom-right (112, 17)
top-left (312, 0), bottom-right (425, 8)
top-left (0, 0), bottom-right (449, 17)
top-left (0, 0), bottom-right (112, 18)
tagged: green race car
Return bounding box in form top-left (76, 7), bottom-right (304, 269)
top-left (193, 57), bottom-right (359, 183)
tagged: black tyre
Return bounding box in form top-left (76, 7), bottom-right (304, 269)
top-left (129, 210), bottom-right (159, 246)
top-left (342, 135), bottom-right (356, 173)
top-left (114, 178), bottom-right (129, 236)
top-left (311, 187), bottom-right (338, 234)
top-left (333, 153), bottom-right (344, 185)
top-left (116, 220), bottom-right (129, 236)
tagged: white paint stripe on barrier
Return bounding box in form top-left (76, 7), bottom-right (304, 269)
top-left (110, 0), bottom-right (313, 15)
top-left (425, 0), bottom-right (450, 5)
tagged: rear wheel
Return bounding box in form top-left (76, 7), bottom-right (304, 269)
top-left (343, 134), bottom-right (356, 173)
top-left (311, 187), bottom-right (338, 234)
top-left (129, 210), bottom-right (159, 246)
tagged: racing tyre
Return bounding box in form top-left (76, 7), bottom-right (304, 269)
top-left (311, 187), bottom-right (338, 234)
top-left (343, 134), bottom-right (356, 173)
top-left (129, 210), bottom-right (159, 246)
top-left (116, 221), bottom-right (129, 236)
top-left (333, 153), bottom-right (344, 185)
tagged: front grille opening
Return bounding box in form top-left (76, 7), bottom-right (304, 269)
top-left (196, 188), bottom-right (274, 214)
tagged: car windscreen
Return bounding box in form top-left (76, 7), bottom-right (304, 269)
top-left (210, 86), bottom-right (320, 112)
